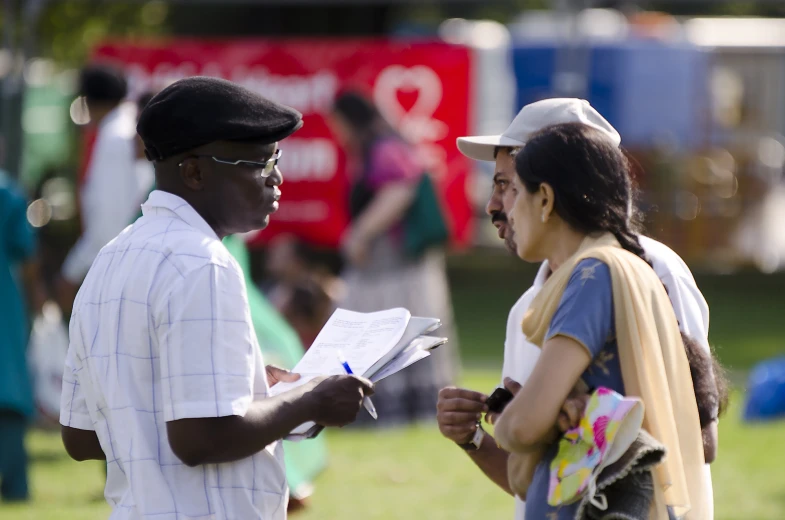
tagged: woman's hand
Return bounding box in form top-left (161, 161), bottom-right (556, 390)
top-left (485, 378), bottom-right (589, 433)
top-left (492, 336), bottom-right (593, 453)
top-left (342, 232), bottom-right (370, 267)
top-left (343, 182), bottom-right (417, 267)
top-left (556, 391), bottom-right (591, 433)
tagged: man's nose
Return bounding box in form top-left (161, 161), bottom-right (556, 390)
top-left (266, 166), bottom-right (283, 187)
top-left (485, 192), bottom-right (501, 217)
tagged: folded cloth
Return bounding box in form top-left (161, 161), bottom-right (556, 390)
top-left (577, 429), bottom-right (668, 520)
top-left (549, 387), bottom-right (645, 508)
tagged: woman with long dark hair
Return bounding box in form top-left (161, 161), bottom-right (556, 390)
top-left (329, 91), bottom-right (458, 426)
top-left (492, 123), bottom-right (711, 519)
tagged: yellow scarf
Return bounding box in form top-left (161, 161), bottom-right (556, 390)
top-left (517, 233), bottom-right (708, 519)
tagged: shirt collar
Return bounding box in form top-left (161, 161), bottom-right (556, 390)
top-left (141, 190), bottom-right (219, 240)
top-left (533, 260), bottom-right (551, 289)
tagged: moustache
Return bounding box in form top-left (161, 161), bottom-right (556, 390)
top-left (490, 211), bottom-right (508, 224)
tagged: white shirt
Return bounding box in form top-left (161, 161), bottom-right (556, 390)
top-left (502, 236), bottom-right (713, 520)
top-left (62, 103), bottom-right (154, 283)
top-left (60, 191), bottom-right (288, 520)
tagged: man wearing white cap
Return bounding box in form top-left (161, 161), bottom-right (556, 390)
top-left (436, 98), bottom-right (715, 518)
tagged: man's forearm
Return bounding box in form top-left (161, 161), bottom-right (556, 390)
top-left (167, 390), bottom-right (314, 467)
top-left (465, 433), bottom-right (513, 496)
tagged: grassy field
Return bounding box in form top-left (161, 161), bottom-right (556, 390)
top-left (6, 376), bottom-right (785, 520)
top-left (3, 259), bottom-right (785, 519)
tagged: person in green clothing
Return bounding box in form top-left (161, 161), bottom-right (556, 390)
top-left (0, 169), bottom-right (37, 502)
top-left (223, 235), bottom-right (329, 511)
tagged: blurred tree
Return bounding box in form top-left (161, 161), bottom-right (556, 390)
top-left (608, 1), bottom-right (785, 17)
top-left (34, 0), bottom-right (169, 66)
top-left (167, 3), bottom-right (391, 36)
top-left (393, 0), bottom-right (547, 29)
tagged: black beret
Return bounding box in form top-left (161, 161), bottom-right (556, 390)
top-left (137, 76), bottom-right (303, 161)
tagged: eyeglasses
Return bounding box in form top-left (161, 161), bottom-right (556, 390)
top-left (179, 149), bottom-right (282, 178)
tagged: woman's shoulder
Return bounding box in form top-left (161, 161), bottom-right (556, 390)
top-left (371, 136), bottom-right (416, 163)
top-left (367, 137), bottom-right (423, 184)
top-left (569, 258), bottom-right (611, 285)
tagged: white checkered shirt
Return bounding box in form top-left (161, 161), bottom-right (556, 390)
top-left (60, 190), bottom-right (288, 520)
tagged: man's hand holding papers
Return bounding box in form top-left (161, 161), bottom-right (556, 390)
top-left (304, 375), bottom-right (375, 427)
top-left (269, 307), bottom-right (447, 439)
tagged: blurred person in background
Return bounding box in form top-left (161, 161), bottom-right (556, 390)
top-left (132, 91), bottom-right (157, 217)
top-left (330, 91), bottom-right (458, 427)
top-left (224, 235), bottom-right (329, 514)
top-left (56, 64), bottom-right (153, 314)
top-left (29, 167), bottom-right (81, 295)
top-left (0, 152), bottom-right (40, 502)
top-left (437, 99), bottom-right (718, 519)
top-left (265, 235), bottom-right (341, 349)
top-left (277, 276), bottom-right (335, 350)
top-left (264, 235), bottom-right (317, 309)
top-left (59, 77), bottom-right (372, 519)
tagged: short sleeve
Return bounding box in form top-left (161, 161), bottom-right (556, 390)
top-left (366, 139), bottom-right (422, 190)
top-left (660, 273), bottom-right (710, 353)
top-left (59, 348), bottom-right (94, 431)
top-left (157, 262), bottom-right (257, 422)
top-left (546, 259), bottom-right (614, 358)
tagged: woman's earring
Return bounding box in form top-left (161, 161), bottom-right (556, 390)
top-left (541, 213), bottom-right (547, 223)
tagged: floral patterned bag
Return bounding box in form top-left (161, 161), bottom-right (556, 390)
top-left (548, 387), bottom-right (645, 510)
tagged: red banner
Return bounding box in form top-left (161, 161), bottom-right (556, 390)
top-left (93, 39), bottom-right (474, 250)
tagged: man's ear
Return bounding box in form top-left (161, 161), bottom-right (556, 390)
top-left (178, 158), bottom-right (205, 191)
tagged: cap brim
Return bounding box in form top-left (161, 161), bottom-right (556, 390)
top-left (456, 135), bottom-right (526, 162)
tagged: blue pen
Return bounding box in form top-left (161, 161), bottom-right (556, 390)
top-left (337, 350), bottom-right (378, 420)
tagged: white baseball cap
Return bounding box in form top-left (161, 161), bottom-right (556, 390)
top-left (457, 98), bottom-right (621, 162)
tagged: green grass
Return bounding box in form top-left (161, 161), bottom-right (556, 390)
top-left (5, 373), bottom-right (785, 520)
top-left (4, 262), bottom-right (785, 519)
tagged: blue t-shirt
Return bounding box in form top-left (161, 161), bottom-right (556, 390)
top-left (525, 259), bottom-right (624, 520)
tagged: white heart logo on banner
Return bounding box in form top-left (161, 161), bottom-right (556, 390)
top-left (373, 65), bottom-right (449, 143)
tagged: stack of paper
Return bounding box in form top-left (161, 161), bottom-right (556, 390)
top-left (268, 307), bottom-right (447, 440)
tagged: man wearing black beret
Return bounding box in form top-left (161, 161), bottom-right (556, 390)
top-left (59, 77), bottom-right (373, 519)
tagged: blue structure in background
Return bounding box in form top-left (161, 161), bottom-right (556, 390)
top-left (511, 40), bottom-right (711, 150)
top-left (744, 356), bottom-right (785, 422)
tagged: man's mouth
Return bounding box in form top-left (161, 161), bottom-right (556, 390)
top-left (491, 212), bottom-right (508, 238)
top-left (267, 189), bottom-right (281, 213)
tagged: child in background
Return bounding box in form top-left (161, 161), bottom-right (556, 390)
top-left (681, 332), bottom-right (730, 463)
top-left (223, 235), bottom-right (329, 514)
top-left (278, 276), bottom-right (336, 350)
top-left (265, 235), bottom-right (344, 349)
